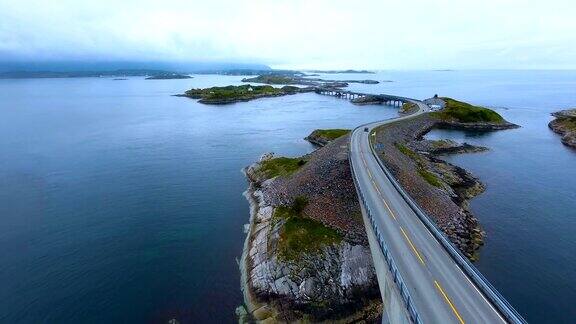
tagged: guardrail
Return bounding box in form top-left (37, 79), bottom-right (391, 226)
top-left (349, 151), bottom-right (422, 324)
top-left (360, 108), bottom-right (527, 324)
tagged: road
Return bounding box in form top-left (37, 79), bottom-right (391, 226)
top-left (350, 100), bottom-right (513, 323)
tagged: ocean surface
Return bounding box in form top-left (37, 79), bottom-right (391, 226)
top-left (0, 70), bottom-right (575, 323)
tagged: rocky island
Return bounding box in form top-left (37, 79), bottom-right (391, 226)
top-left (549, 109), bottom-right (576, 148)
top-left (372, 97), bottom-right (518, 258)
top-left (145, 73), bottom-right (192, 80)
top-left (241, 132), bottom-right (381, 322)
top-left (179, 84), bottom-right (313, 104)
top-left (307, 69), bottom-right (376, 74)
top-left (242, 75), bottom-right (380, 88)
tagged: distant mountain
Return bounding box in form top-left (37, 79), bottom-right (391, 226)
top-left (0, 61), bottom-right (271, 78)
top-left (0, 69), bottom-right (176, 79)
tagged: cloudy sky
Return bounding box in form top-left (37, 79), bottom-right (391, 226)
top-left (0, 0), bottom-right (574, 69)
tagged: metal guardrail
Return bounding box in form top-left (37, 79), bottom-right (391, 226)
top-left (351, 102), bottom-right (527, 324)
top-left (349, 153), bottom-right (422, 324)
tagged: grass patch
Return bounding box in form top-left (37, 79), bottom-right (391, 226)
top-left (431, 97), bottom-right (505, 123)
top-left (396, 142), bottom-right (444, 188)
top-left (395, 143), bottom-right (420, 161)
top-left (400, 102), bottom-right (417, 113)
top-left (258, 157), bottom-right (307, 179)
top-left (185, 84), bottom-right (285, 101)
top-left (309, 129), bottom-right (350, 140)
top-left (242, 75), bottom-right (297, 85)
top-left (556, 117), bottom-right (576, 131)
top-left (418, 169), bottom-right (443, 187)
top-left (274, 197), bottom-right (343, 260)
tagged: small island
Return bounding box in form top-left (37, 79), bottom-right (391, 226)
top-left (549, 109), bottom-right (576, 148)
top-left (179, 84), bottom-right (312, 104)
top-left (145, 73), bottom-right (192, 80)
top-left (242, 74), bottom-right (380, 87)
top-left (307, 69), bottom-right (376, 74)
top-left (431, 97), bottom-right (519, 130)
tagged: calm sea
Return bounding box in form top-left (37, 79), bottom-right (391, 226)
top-left (0, 70), bottom-right (575, 323)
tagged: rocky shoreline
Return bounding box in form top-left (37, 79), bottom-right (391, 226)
top-left (549, 109), bottom-right (576, 148)
top-left (241, 74), bottom-right (381, 88)
top-left (239, 96), bottom-right (520, 321)
top-left (178, 84), bottom-right (315, 104)
top-left (304, 129), bottom-right (350, 147)
top-left (239, 137), bottom-right (382, 322)
top-left (372, 111), bottom-right (518, 259)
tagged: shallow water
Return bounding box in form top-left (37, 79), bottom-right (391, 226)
top-left (0, 71), bottom-right (575, 323)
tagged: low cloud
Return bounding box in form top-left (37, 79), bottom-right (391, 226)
top-left (0, 0), bottom-right (575, 69)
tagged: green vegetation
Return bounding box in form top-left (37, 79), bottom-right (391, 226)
top-left (431, 97), bottom-right (505, 123)
top-left (242, 75), bottom-right (296, 84)
top-left (556, 117), bottom-right (576, 131)
top-left (400, 102), bottom-right (417, 113)
top-left (274, 197), bottom-right (343, 260)
top-left (418, 169), bottom-right (443, 188)
top-left (395, 143), bottom-right (421, 161)
top-left (395, 143), bottom-right (444, 188)
top-left (145, 73), bottom-right (191, 80)
top-left (258, 157), bottom-right (307, 179)
top-left (184, 84), bottom-right (298, 103)
top-left (309, 129), bottom-right (350, 141)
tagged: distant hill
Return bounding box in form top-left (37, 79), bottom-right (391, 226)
top-left (0, 61), bottom-right (271, 79)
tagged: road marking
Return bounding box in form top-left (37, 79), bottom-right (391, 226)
top-left (458, 268), bottom-right (507, 323)
top-left (399, 226), bottom-right (425, 265)
top-left (434, 280), bottom-right (465, 324)
top-left (371, 179), bottom-right (380, 193)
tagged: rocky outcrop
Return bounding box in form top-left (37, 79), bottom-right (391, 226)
top-left (241, 75), bottom-right (380, 88)
top-left (371, 113), bottom-right (513, 259)
top-left (549, 109), bottom-right (576, 148)
top-left (178, 84), bottom-right (316, 104)
top-left (241, 138), bottom-right (381, 322)
top-left (304, 129), bottom-right (350, 147)
top-left (411, 139), bottom-right (488, 155)
top-left (436, 120), bottom-right (519, 131)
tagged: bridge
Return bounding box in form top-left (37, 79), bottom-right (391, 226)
top-left (322, 89), bottom-right (527, 323)
top-left (314, 87), bottom-right (408, 107)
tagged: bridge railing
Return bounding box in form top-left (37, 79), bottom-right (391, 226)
top-left (364, 123), bottom-right (527, 324)
top-left (349, 152), bottom-right (422, 324)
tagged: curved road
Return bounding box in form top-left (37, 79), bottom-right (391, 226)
top-left (350, 99), bottom-right (519, 323)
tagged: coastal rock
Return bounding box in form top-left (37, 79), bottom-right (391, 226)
top-left (436, 120), bottom-right (519, 131)
top-left (242, 136), bottom-right (381, 322)
top-left (304, 129), bottom-right (350, 147)
top-left (412, 139), bottom-right (488, 155)
top-left (549, 109), bottom-right (576, 148)
top-left (372, 113), bottom-right (497, 259)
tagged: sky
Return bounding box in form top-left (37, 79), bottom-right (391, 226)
top-left (0, 0), bottom-right (575, 70)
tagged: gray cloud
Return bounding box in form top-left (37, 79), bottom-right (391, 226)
top-left (1, 0), bottom-right (575, 69)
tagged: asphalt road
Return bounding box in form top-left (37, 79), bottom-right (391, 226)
top-left (350, 100), bottom-right (509, 323)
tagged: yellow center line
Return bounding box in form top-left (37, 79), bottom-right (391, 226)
top-left (434, 280), bottom-right (465, 324)
top-left (399, 227), bottom-right (426, 265)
